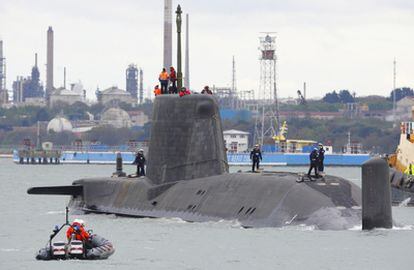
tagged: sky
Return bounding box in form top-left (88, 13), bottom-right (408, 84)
top-left (0, 0), bottom-right (413, 101)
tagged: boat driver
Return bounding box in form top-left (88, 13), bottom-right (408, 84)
top-left (66, 219), bottom-right (90, 242)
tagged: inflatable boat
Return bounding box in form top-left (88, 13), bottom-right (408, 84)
top-left (35, 208), bottom-right (115, 260)
top-left (36, 233), bottom-right (114, 260)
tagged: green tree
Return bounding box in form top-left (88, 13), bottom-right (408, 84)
top-left (322, 91), bottom-right (340, 103)
top-left (389, 87), bottom-right (414, 102)
top-left (338, 90), bottom-right (355, 103)
top-left (35, 108), bottom-right (50, 122)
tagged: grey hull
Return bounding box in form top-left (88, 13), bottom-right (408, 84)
top-left (69, 172), bottom-right (361, 230)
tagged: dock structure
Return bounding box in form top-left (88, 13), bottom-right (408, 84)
top-left (17, 149), bottom-right (61, 164)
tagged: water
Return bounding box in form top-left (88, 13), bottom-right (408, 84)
top-left (1, 158), bottom-right (414, 270)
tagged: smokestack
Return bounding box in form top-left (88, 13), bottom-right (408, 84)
top-left (184, 13), bottom-right (190, 90)
top-left (35, 53), bottom-right (38, 67)
top-left (139, 68), bottom-right (143, 104)
top-left (303, 82), bottom-right (306, 99)
top-left (0, 40), bottom-right (4, 91)
top-left (163, 0), bottom-right (172, 69)
top-left (63, 67), bottom-right (66, 89)
top-left (46, 26), bottom-right (54, 99)
top-left (0, 40), bottom-right (6, 103)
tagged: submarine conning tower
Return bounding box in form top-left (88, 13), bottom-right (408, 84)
top-left (146, 95), bottom-right (228, 185)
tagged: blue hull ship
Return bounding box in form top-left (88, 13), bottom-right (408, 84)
top-left (13, 150), bottom-right (370, 166)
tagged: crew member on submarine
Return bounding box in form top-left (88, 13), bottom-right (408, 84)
top-left (250, 144), bottom-right (262, 172)
top-left (132, 149), bottom-right (146, 176)
top-left (307, 148), bottom-right (319, 177)
top-left (318, 143), bottom-right (325, 175)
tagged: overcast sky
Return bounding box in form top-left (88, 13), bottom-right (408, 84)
top-left (0, 0), bottom-right (413, 100)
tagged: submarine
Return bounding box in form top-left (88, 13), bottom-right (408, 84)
top-left (28, 95), bottom-right (392, 230)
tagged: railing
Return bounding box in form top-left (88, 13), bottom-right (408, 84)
top-left (401, 122), bottom-right (414, 135)
top-left (1, 143), bottom-right (149, 153)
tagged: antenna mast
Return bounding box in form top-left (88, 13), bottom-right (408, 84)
top-left (254, 33), bottom-right (280, 146)
top-left (393, 58), bottom-right (396, 123)
top-left (231, 56), bottom-right (237, 109)
top-left (0, 40), bottom-right (7, 104)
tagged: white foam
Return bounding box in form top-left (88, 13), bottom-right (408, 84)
top-left (348, 225), bottom-right (362, 231)
top-left (391, 225), bottom-right (414, 230)
top-left (348, 225), bottom-right (414, 231)
top-left (46, 210), bottom-right (65, 215)
top-left (280, 224), bottom-right (317, 231)
top-left (1, 248), bottom-right (19, 252)
top-left (398, 198), bottom-right (412, 207)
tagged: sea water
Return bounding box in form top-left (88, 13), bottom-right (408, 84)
top-left (1, 158), bottom-right (413, 270)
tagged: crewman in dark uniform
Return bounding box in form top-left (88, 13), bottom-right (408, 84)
top-left (250, 144), bottom-right (263, 172)
top-left (307, 148), bottom-right (319, 177)
top-left (317, 143), bottom-right (325, 174)
top-left (132, 149), bottom-right (146, 176)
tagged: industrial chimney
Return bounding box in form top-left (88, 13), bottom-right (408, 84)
top-left (46, 26), bottom-right (54, 100)
top-left (0, 40), bottom-right (5, 91)
top-left (163, 0), bottom-right (172, 69)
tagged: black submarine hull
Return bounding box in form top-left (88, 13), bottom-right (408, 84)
top-left (67, 172), bottom-right (361, 229)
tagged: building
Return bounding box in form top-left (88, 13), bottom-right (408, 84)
top-left (101, 107), bottom-right (132, 128)
top-left (12, 54), bottom-right (45, 104)
top-left (127, 110), bottom-right (149, 127)
top-left (23, 97), bottom-right (47, 107)
top-left (395, 96), bottom-right (414, 121)
top-left (0, 88), bottom-right (8, 105)
top-left (223, 129), bottom-right (249, 153)
top-left (279, 111), bottom-right (343, 120)
top-left (49, 85), bottom-right (85, 107)
top-left (126, 64), bottom-right (138, 100)
top-left (96, 86), bottom-right (135, 106)
top-left (341, 103), bottom-right (369, 118)
top-left (47, 116), bottom-right (73, 133)
top-left (0, 40), bottom-right (7, 106)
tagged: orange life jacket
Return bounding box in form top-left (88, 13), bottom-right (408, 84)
top-left (66, 224), bottom-right (90, 241)
top-left (154, 88), bottom-right (161, 96)
top-left (159, 71), bottom-right (169, 81)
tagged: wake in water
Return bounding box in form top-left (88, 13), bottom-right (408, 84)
top-left (45, 210), bottom-right (65, 215)
top-left (0, 248), bottom-right (19, 252)
top-left (398, 198), bottom-right (412, 207)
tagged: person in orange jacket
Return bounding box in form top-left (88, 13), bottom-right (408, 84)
top-left (66, 219), bottom-right (90, 242)
top-left (159, 68), bottom-right (169, 94)
top-left (153, 85), bottom-right (161, 96)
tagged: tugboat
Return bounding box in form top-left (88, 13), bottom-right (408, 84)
top-left (36, 208), bottom-right (114, 260)
top-left (387, 107), bottom-right (414, 205)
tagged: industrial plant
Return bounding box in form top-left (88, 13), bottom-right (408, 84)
top-left (0, 0), bottom-right (412, 158)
